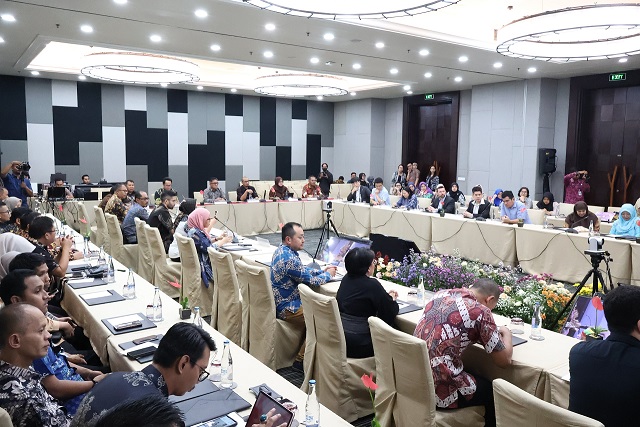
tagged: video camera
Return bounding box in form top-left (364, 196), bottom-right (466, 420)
top-left (17, 161), bottom-right (31, 181)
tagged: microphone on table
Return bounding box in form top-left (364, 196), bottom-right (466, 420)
top-left (213, 210), bottom-right (239, 244)
top-left (260, 190), bottom-right (266, 202)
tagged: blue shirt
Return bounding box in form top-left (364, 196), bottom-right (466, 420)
top-left (1, 173), bottom-right (32, 205)
top-left (32, 347), bottom-right (85, 415)
top-left (395, 194), bottom-right (418, 210)
top-left (371, 186), bottom-right (391, 206)
top-left (500, 200), bottom-right (531, 224)
top-left (121, 202), bottom-right (149, 243)
top-left (270, 244), bottom-right (331, 319)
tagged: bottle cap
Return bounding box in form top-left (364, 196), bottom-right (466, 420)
top-left (309, 379), bottom-right (316, 385)
top-left (224, 339), bottom-right (230, 344)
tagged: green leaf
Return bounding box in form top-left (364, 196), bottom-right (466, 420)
top-left (371, 418), bottom-right (381, 427)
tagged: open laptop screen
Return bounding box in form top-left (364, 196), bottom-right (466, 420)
top-left (320, 236), bottom-right (371, 268)
top-left (560, 295), bottom-right (610, 339)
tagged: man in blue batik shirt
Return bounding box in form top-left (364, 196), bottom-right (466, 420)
top-left (1, 160), bottom-right (34, 206)
top-left (270, 222), bottom-right (336, 368)
top-left (499, 190), bottom-right (531, 224)
top-left (121, 191), bottom-right (150, 244)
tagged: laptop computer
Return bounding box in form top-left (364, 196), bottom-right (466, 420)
top-left (320, 236), bottom-right (372, 269)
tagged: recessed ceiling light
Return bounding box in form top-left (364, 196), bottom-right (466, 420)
top-left (265, 23), bottom-right (276, 31)
top-left (1, 14), bottom-right (15, 22)
top-left (458, 55), bottom-right (468, 62)
top-left (160, 83), bottom-right (168, 87)
top-left (150, 34), bottom-right (162, 43)
top-left (0, 37), bottom-right (4, 43)
top-left (316, 95), bottom-right (324, 100)
top-left (493, 62), bottom-right (503, 68)
top-left (419, 49), bottom-right (429, 56)
top-left (375, 42), bottom-right (384, 49)
top-left (197, 85), bottom-right (203, 90)
top-left (390, 68), bottom-right (398, 74)
top-left (230, 88), bottom-right (237, 93)
top-left (527, 67), bottom-right (537, 73)
top-left (263, 51), bottom-right (273, 58)
top-left (210, 44), bottom-right (221, 52)
top-left (350, 92), bottom-right (356, 96)
top-left (78, 75), bottom-right (86, 80)
top-left (424, 72), bottom-right (432, 78)
top-left (454, 76), bottom-right (462, 82)
top-left (323, 33), bottom-right (334, 41)
top-left (619, 57), bottom-right (628, 63)
top-left (80, 25), bottom-right (93, 33)
top-left (30, 71), bottom-right (40, 76)
top-left (194, 9), bottom-right (208, 18)
top-left (113, 0), bottom-right (127, 4)
top-left (352, 63), bottom-right (361, 70)
top-left (407, 91), bottom-right (413, 95)
top-left (310, 57), bottom-right (319, 64)
top-left (403, 85), bottom-right (411, 90)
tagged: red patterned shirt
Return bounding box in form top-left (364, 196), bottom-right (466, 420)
top-left (413, 288), bottom-right (505, 408)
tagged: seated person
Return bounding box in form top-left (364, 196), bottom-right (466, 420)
top-left (427, 184), bottom-right (456, 214)
top-left (269, 176), bottom-right (289, 200)
top-left (416, 182), bottom-right (432, 198)
top-left (395, 186), bottom-right (418, 210)
top-left (447, 182), bottom-right (466, 205)
top-left (302, 175), bottom-right (322, 198)
top-left (5, 206), bottom-right (32, 237)
top-left (346, 172), bottom-right (358, 184)
top-left (463, 185), bottom-right (491, 219)
top-left (93, 395), bottom-right (184, 427)
top-left (370, 178), bottom-right (390, 206)
top-left (536, 192), bottom-right (556, 215)
top-left (414, 279), bottom-right (512, 425)
top-left (148, 190), bottom-right (177, 253)
top-left (499, 190), bottom-right (531, 224)
top-left (52, 178), bottom-right (73, 200)
top-left (125, 179), bottom-right (136, 205)
top-left (517, 187), bottom-right (533, 209)
top-left (153, 177), bottom-right (174, 206)
top-left (0, 270), bottom-right (105, 416)
top-left (271, 222), bottom-right (336, 368)
top-left (73, 175), bottom-right (92, 199)
top-left (346, 180), bottom-right (371, 204)
top-left (336, 248), bottom-right (398, 358)
top-left (236, 176), bottom-right (257, 201)
top-left (203, 177), bottom-right (226, 203)
top-left (186, 208), bottom-right (233, 286)
top-left (490, 188), bottom-right (503, 207)
top-left (564, 201), bottom-right (600, 232)
top-left (97, 185), bottom-right (116, 211)
top-left (569, 285), bottom-right (640, 426)
top-left (29, 216), bottom-right (77, 279)
top-left (390, 181), bottom-right (403, 197)
top-left (335, 176), bottom-right (345, 184)
top-left (121, 191), bottom-right (150, 244)
top-left (609, 203), bottom-right (639, 236)
top-left (71, 322), bottom-right (216, 426)
top-left (0, 303), bottom-right (71, 427)
top-left (104, 182), bottom-right (129, 223)
top-left (0, 201), bottom-right (14, 233)
top-left (168, 199), bottom-right (197, 261)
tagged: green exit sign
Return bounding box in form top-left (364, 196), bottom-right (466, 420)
top-left (424, 93), bottom-right (435, 100)
top-left (609, 73), bottom-right (626, 82)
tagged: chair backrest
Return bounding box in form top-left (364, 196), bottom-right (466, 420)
top-left (93, 205), bottom-right (110, 251)
top-left (207, 248), bottom-right (243, 347)
top-left (235, 259), bottom-right (277, 368)
top-left (607, 206), bottom-right (621, 214)
top-left (175, 233), bottom-right (209, 315)
top-left (144, 224), bottom-right (168, 264)
top-left (527, 208), bottom-right (545, 226)
top-left (77, 202), bottom-right (92, 236)
top-left (135, 218), bottom-right (153, 282)
top-left (493, 378), bottom-right (604, 427)
top-left (588, 205), bottom-right (605, 214)
top-left (0, 407), bottom-right (13, 427)
top-left (558, 203), bottom-right (574, 217)
top-left (104, 213), bottom-right (124, 257)
top-left (368, 317), bottom-right (436, 427)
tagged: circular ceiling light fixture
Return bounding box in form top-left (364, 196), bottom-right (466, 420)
top-left (81, 52), bottom-right (199, 84)
top-left (497, 4), bottom-right (640, 62)
top-left (254, 73), bottom-right (348, 97)
top-left (233, 0), bottom-right (461, 19)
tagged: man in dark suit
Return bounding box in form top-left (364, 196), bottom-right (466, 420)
top-left (346, 180), bottom-right (371, 204)
top-left (463, 185), bottom-right (491, 219)
top-left (428, 184), bottom-right (456, 214)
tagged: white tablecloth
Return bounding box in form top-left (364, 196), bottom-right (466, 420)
top-left (369, 206), bottom-right (431, 251)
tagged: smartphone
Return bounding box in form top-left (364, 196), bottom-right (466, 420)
top-left (132, 335), bottom-right (158, 345)
top-left (113, 320), bottom-right (143, 331)
top-left (127, 345), bottom-right (156, 359)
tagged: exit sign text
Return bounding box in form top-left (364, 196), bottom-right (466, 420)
top-left (609, 73), bottom-right (626, 82)
top-left (424, 94), bottom-right (435, 100)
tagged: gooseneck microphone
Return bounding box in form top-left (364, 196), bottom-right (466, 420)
top-left (213, 210), bottom-right (239, 244)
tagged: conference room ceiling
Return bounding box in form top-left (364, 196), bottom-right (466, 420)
top-left (0, 0), bottom-right (637, 100)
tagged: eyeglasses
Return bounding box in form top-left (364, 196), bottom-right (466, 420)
top-left (193, 362), bottom-right (210, 382)
top-left (0, 210), bottom-right (9, 214)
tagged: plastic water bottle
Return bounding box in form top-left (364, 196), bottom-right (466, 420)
top-left (209, 350), bottom-right (222, 382)
top-left (106, 256), bottom-right (115, 283)
top-left (530, 303), bottom-right (544, 341)
top-left (123, 268), bottom-right (136, 299)
top-left (98, 245), bottom-right (106, 265)
top-left (305, 379), bottom-right (320, 427)
top-left (543, 215), bottom-right (548, 229)
top-left (192, 306), bottom-right (203, 328)
top-left (152, 287), bottom-right (163, 322)
top-left (417, 277), bottom-right (425, 307)
top-left (220, 340), bottom-right (233, 388)
top-left (589, 220), bottom-right (594, 237)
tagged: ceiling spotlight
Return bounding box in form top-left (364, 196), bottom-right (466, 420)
top-left (195, 9), bottom-right (208, 18)
top-left (210, 44), bottom-right (221, 52)
top-left (375, 42), bottom-right (385, 48)
top-left (265, 23), bottom-right (276, 31)
top-left (160, 83), bottom-right (168, 87)
top-left (0, 14), bottom-right (15, 22)
top-left (316, 95), bottom-right (324, 100)
top-left (419, 49), bottom-right (429, 56)
top-left (263, 51), bottom-right (274, 58)
top-left (403, 85), bottom-right (411, 90)
top-left (424, 72), bottom-right (432, 78)
top-left (458, 55), bottom-right (468, 62)
top-left (310, 57), bottom-right (320, 64)
top-left (30, 71), bottom-right (40, 76)
top-left (350, 92), bottom-right (356, 96)
top-left (78, 75), bottom-right (87, 80)
top-left (407, 91), bottom-right (413, 95)
top-left (619, 57), bottom-right (628, 63)
top-left (454, 76), bottom-right (462, 82)
top-left (197, 85), bottom-right (204, 90)
top-left (323, 33), bottom-right (335, 41)
top-left (0, 37), bottom-right (4, 43)
top-left (352, 63), bottom-right (361, 70)
top-left (113, 0), bottom-right (128, 4)
top-left (150, 34), bottom-right (162, 42)
top-left (493, 62), bottom-right (503, 68)
top-left (390, 68), bottom-right (398, 74)
top-left (80, 25), bottom-right (93, 33)
top-left (231, 88), bottom-right (238, 93)
top-left (527, 67), bottom-right (537, 73)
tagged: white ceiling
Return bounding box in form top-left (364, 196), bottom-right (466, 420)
top-left (0, 0), bottom-right (637, 101)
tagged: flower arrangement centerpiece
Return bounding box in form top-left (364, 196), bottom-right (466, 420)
top-left (170, 279), bottom-right (191, 319)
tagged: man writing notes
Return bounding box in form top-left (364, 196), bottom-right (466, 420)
top-left (500, 190), bottom-right (531, 224)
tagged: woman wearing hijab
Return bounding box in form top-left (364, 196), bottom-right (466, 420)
top-left (447, 182), bottom-right (466, 205)
top-left (186, 208), bottom-right (233, 285)
top-left (168, 199), bottom-right (198, 261)
top-left (416, 182), bottom-right (432, 198)
top-left (269, 176), bottom-right (289, 200)
top-left (4, 197), bottom-right (21, 211)
top-left (536, 192), bottom-right (556, 215)
top-left (491, 189), bottom-right (503, 207)
top-left (564, 201), bottom-right (600, 232)
top-left (609, 204), bottom-right (640, 237)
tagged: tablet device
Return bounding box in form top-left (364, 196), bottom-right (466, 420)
top-left (512, 335), bottom-right (528, 346)
top-left (245, 391), bottom-right (294, 427)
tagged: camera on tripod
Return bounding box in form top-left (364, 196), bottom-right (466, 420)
top-left (322, 200), bottom-right (333, 213)
top-left (585, 236), bottom-right (604, 256)
top-left (17, 161), bottom-right (31, 181)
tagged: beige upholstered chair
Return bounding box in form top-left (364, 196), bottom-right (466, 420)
top-left (368, 317), bottom-right (485, 427)
top-left (143, 225), bottom-right (179, 298)
top-left (207, 248), bottom-right (243, 347)
top-left (175, 233), bottom-right (213, 316)
top-left (298, 284), bottom-right (375, 422)
top-left (527, 208), bottom-right (545, 226)
top-left (588, 205), bottom-right (605, 214)
top-left (93, 206), bottom-right (109, 252)
top-left (134, 218), bottom-right (153, 283)
top-left (78, 202), bottom-right (98, 243)
top-left (0, 407), bottom-right (12, 427)
top-left (234, 259), bottom-right (303, 370)
top-left (104, 213), bottom-right (138, 271)
top-left (558, 203), bottom-right (575, 217)
top-left (493, 378), bottom-right (603, 427)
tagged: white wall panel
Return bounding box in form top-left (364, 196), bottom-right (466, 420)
top-left (167, 112), bottom-right (188, 166)
top-left (291, 119), bottom-right (307, 165)
top-left (26, 123), bottom-right (55, 183)
top-left (51, 80), bottom-right (77, 107)
top-left (102, 126), bottom-right (127, 182)
top-left (242, 132), bottom-right (260, 180)
top-left (124, 86), bottom-right (147, 111)
top-left (224, 116), bottom-right (243, 165)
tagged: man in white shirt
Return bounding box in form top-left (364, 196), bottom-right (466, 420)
top-left (370, 177), bottom-right (390, 206)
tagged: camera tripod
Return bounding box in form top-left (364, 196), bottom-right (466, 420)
top-left (553, 250), bottom-right (613, 326)
top-left (312, 211), bottom-right (340, 263)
